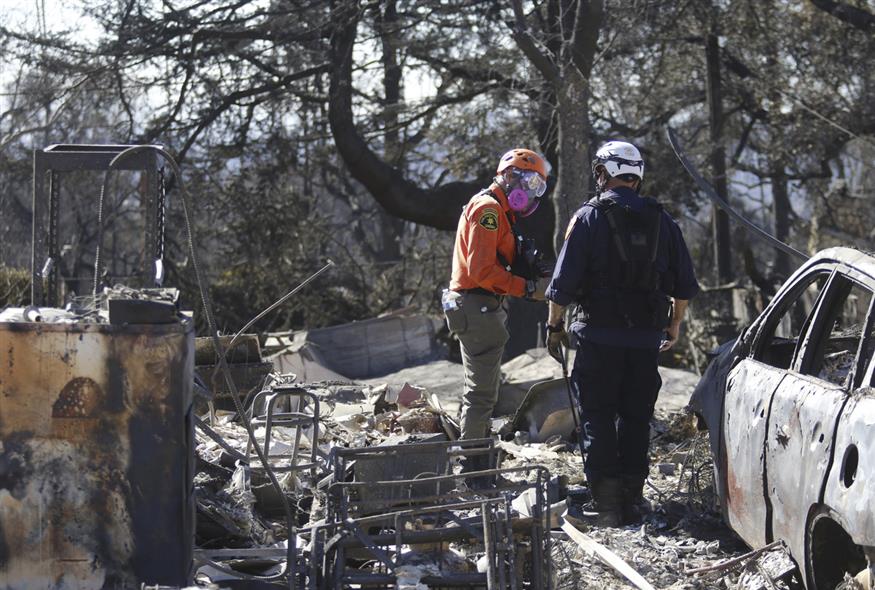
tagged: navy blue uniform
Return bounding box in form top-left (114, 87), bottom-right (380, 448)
top-left (546, 187), bottom-right (699, 482)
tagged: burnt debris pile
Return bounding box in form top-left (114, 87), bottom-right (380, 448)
top-left (1, 298), bottom-right (806, 589)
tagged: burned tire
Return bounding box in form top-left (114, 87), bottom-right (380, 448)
top-left (807, 509), bottom-right (866, 589)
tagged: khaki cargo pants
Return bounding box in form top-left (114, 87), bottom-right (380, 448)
top-left (443, 291), bottom-right (509, 439)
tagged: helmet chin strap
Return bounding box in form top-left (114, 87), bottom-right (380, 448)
top-left (594, 167), bottom-right (609, 193)
top-left (595, 167), bottom-right (643, 194)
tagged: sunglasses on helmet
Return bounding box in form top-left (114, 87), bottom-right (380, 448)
top-left (592, 155), bottom-right (643, 170)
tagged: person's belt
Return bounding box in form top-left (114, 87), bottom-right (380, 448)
top-left (456, 287), bottom-right (501, 299)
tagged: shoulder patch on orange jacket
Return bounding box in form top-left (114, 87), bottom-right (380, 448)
top-left (478, 208), bottom-right (499, 231)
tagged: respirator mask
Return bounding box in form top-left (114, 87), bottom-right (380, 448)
top-left (507, 169), bottom-right (547, 217)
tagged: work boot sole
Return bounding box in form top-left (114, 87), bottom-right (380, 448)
top-left (565, 504), bottom-right (623, 529)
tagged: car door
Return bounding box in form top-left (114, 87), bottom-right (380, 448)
top-left (765, 268), bottom-right (874, 585)
top-left (721, 266), bottom-right (833, 548)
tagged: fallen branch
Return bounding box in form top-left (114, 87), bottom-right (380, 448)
top-left (684, 540), bottom-right (785, 575)
top-left (755, 560), bottom-right (782, 590)
top-left (559, 515), bottom-right (657, 590)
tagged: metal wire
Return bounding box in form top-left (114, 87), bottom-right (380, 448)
top-left (226, 261), bottom-right (334, 352)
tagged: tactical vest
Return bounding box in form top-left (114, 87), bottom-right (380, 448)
top-left (576, 193), bottom-right (673, 331)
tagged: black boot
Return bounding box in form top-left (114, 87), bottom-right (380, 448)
top-left (588, 477), bottom-right (624, 527)
top-left (620, 475), bottom-right (649, 525)
top-left (460, 454), bottom-right (495, 490)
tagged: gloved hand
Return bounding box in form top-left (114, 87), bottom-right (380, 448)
top-left (526, 276), bottom-right (551, 301)
top-left (660, 322), bottom-right (680, 352)
top-left (545, 323), bottom-right (569, 363)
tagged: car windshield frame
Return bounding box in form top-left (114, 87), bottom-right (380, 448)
top-left (749, 266), bottom-right (835, 370)
top-left (797, 270), bottom-right (875, 389)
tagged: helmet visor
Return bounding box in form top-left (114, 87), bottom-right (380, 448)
top-left (519, 170), bottom-right (547, 197)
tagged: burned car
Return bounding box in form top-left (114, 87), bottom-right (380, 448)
top-left (692, 247), bottom-right (875, 589)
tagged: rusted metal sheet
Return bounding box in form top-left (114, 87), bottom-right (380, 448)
top-left (0, 315), bottom-right (194, 589)
top-left (722, 360), bottom-right (784, 549)
top-left (765, 374), bottom-right (846, 584)
top-left (822, 391), bottom-right (875, 547)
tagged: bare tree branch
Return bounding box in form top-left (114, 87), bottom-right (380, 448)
top-left (176, 62), bottom-right (330, 159)
top-left (569, 0), bottom-right (604, 75)
top-left (0, 74), bottom-right (91, 150)
top-left (809, 0), bottom-right (875, 32)
top-left (327, 2), bottom-right (486, 230)
top-left (509, 0), bottom-right (560, 82)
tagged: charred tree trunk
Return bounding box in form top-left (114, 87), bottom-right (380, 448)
top-left (501, 0), bottom-right (603, 357)
top-left (554, 68), bottom-right (591, 243)
top-left (770, 160), bottom-right (792, 281)
top-left (374, 0), bottom-right (406, 308)
top-left (510, 0), bottom-right (603, 249)
top-left (763, 32), bottom-right (793, 284)
top-left (705, 23), bottom-right (733, 284)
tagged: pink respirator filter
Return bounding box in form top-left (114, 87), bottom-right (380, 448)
top-left (508, 188), bottom-right (539, 217)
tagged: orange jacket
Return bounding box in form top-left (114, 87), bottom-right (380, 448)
top-left (450, 184), bottom-right (526, 297)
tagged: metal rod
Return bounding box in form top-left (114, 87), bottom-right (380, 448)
top-left (331, 508), bottom-right (547, 550)
top-left (504, 494), bottom-right (519, 590)
top-left (348, 497), bottom-right (508, 528)
top-left (394, 512), bottom-right (404, 573)
top-left (684, 540), bottom-right (785, 575)
top-left (557, 344), bottom-right (581, 435)
top-left (543, 469), bottom-right (553, 590)
top-left (482, 502), bottom-right (498, 589)
top-left (331, 464), bottom-right (545, 488)
top-left (495, 504), bottom-right (508, 590)
top-left (449, 511), bottom-right (488, 541)
top-left (341, 573), bottom-right (487, 585)
top-left (532, 469), bottom-right (545, 590)
top-left (331, 437), bottom-right (494, 456)
top-left (194, 548), bottom-right (289, 559)
top-left (346, 520), bottom-right (397, 572)
top-left (226, 260), bottom-right (335, 352)
top-left (193, 415), bottom-right (247, 463)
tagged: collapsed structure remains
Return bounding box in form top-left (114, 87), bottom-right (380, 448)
top-left (1, 145), bottom-right (873, 590)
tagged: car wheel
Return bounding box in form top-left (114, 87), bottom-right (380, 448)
top-left (807, 508), bottom-right (867, 589)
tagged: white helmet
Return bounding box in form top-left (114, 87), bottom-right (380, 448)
top-left (592, 140), bottom-right (644, 181)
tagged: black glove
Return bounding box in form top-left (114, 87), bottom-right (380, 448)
top-left (526, 276), bottom-right (551, 301)
top-left (545, 322), bottom-right (569, 363)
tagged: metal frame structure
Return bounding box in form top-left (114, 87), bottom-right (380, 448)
top-left (246, 385), bottom-right (322, 484)
top-left (313, 439), bottom-right (552, 590)
top-left (31, 144), bottom-right (165, 306)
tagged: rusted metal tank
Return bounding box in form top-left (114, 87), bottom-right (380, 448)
top-left (0, 310), bottom-right (194, 589)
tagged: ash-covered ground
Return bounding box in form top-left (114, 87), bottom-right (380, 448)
top-left (193, 347), bottom-right (803, 589)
